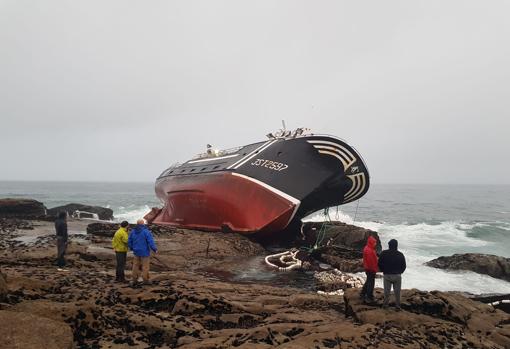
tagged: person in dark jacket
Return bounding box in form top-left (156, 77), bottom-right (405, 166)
top-left (360, 235), bottom-right (378, 303)
top-left (128, 219), bottom-right (157, 285)
top-left (55, 211), bottom-right (68, 269)
top-left (378, 239), bottom-right (406, 309)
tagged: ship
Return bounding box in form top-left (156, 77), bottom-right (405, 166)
top-left (146, 128), bottom-right (370, 237)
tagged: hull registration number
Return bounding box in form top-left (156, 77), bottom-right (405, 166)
top-left (250, 158), bottom-right (288, 171)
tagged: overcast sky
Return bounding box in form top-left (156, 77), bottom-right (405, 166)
top-left (1, 1), bottom-right (509, 184)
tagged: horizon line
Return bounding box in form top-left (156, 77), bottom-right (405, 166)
top-left (0, 179), bottom-right (509, 186)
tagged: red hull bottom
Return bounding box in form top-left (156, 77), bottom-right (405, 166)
top-left (148, 172), bottom-right (298, 235)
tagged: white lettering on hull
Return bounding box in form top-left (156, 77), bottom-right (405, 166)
top-left (250, 158), bottom-right (289, 172)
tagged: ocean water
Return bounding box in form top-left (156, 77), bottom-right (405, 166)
top-left (1, 181), bottom-right (509, 294)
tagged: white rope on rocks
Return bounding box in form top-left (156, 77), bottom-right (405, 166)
top-left (264, 250), bottom-right (302, 271)
top-left (489, 300), bottom-right (510, 306)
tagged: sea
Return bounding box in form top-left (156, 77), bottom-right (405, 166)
top-left (1, 181), bottom-right (509, 295)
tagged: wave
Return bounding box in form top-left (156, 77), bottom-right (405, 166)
top-left (113, 205), bottom-right (152, 223)
top-left (303, 209), bottom-right (510, 293)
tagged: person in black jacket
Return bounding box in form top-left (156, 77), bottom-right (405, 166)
top-left (55, 211), bottom-right (68, 269)
top-left (378, 239), bottom-right (406, 309)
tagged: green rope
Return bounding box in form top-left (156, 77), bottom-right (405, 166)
top-left (312, 207), bottom-right (330, 250)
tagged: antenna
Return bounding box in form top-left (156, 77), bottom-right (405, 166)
top-left (281, 120), bottom-right (286, 131)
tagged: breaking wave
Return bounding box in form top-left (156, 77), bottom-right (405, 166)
top-left (304, 209), bottom-right (510, 294)
top-left (113, 205), bottom-right (152, 223)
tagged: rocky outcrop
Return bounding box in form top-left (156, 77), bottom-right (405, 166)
top-left (300, 222), bottom-right (380, 273)
top-left (48, 203), bottom-right (114, 220)
top-left (1, 219), bottom-right (509, 349)
top-left (313, 245), bottom-right (364, 272)
top-left (0, 310), bottom-right (74, 349)
top-left (344, 288), bottom-right (510, 349)
top-left (0, 198), bottom-right (46, 218)
top-left (426, 253), bottom-right (510, 281)
top-left (302, 221), bottom-right (381, 251)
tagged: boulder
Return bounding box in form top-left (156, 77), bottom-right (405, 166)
top-left (313, 245), bottom-right (363, 272)
top-left (48, 203), bottom-right (114, 220)
top-left (426, 253), bottom-right (510, 281)
top-left (302, 221), bottom-right (381, 251)
top-left (0, 310), bottom-right (74, 349)
top-left (301, 222), bottom-right (380, 272)
top-left (86, 222), bottom-right (118, 237)
top-left (0, 198), bottom-right (46, 218)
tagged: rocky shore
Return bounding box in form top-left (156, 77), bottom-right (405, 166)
top-left (0, 214), bottom-right (509, 349)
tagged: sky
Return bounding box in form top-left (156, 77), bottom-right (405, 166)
top-left (1, 1), bottom-right (509, 184)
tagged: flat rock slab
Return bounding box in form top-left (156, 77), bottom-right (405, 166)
top-left (0, 310), bottom-right (74, 349)
top-left (426, 253), bottom-right (510, 281)
top-left (344, 287), bottom-right (510, 349)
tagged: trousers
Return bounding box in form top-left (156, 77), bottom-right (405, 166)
top-left (132, 256), bottom-right (150, 282)
top-left (360, 271), bottom-right (376, 300)
top-left (56, 237), bottom-right (68, 267)
top-left (383, 274), bottom-right (402, 307)
top-left (115, 252), bottom-right (127, 281)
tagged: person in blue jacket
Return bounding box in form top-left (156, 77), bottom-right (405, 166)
top-left (128, 219), bottom-right (158, 285)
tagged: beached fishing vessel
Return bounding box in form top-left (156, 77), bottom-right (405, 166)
top-left (146, 128), bottom-right (370, 236)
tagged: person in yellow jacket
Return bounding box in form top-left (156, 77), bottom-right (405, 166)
top-left (112, 221), bottom-right (129, 282)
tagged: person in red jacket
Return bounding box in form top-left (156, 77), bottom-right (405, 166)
top-left (360, 235), bottom-right (378, 303)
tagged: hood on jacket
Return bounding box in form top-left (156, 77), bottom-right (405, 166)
top-left (366, 236), bottom-right (377, 249)
top-left (388, 239), bottom-right (398, 250)
top-left (132, 224), bottom-right (145, 233)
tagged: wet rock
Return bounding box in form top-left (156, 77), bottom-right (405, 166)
top-left (0, 198), bottom-right (46, 218)
top-left (0, 310), bottom-right (74, 349)
top-left (302, 221), bottom-right (381, 251)
top-left (48, 203), bottom-right (114, 220)
top-left (314, 245), bottom-right (363, 272)
top-left (301, 223), bottom-right (377, 273)
top-left (426, 253), bottom-right (510, 281)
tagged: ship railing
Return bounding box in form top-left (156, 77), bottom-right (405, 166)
top-left (266, 127), bottom-right (311, 140)
top-left (192, 145), bottom-right (244, 160)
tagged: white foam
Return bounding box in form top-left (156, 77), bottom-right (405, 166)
top-left (303, 210), bottom-right (355, 225)
top-left (114, 205), bottom-right (152, 224)
top-left (305, 209), bottom-right (510, 293)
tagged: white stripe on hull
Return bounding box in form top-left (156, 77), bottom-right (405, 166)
top-left (307, 140), bottom-right (357, 170)
top-left (344, 173), bottom-right (366, 202)
top-left (227, 141), bottom-right (273, 169)
top-left (231, 172), bottom-right (301, 227)
top-left (231, 140), bottom-right (277, 169)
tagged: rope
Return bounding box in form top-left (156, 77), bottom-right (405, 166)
top-left (264, 250), bottom-right (302, 271)
top-left (353, 199), bottom-right (361, 223)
